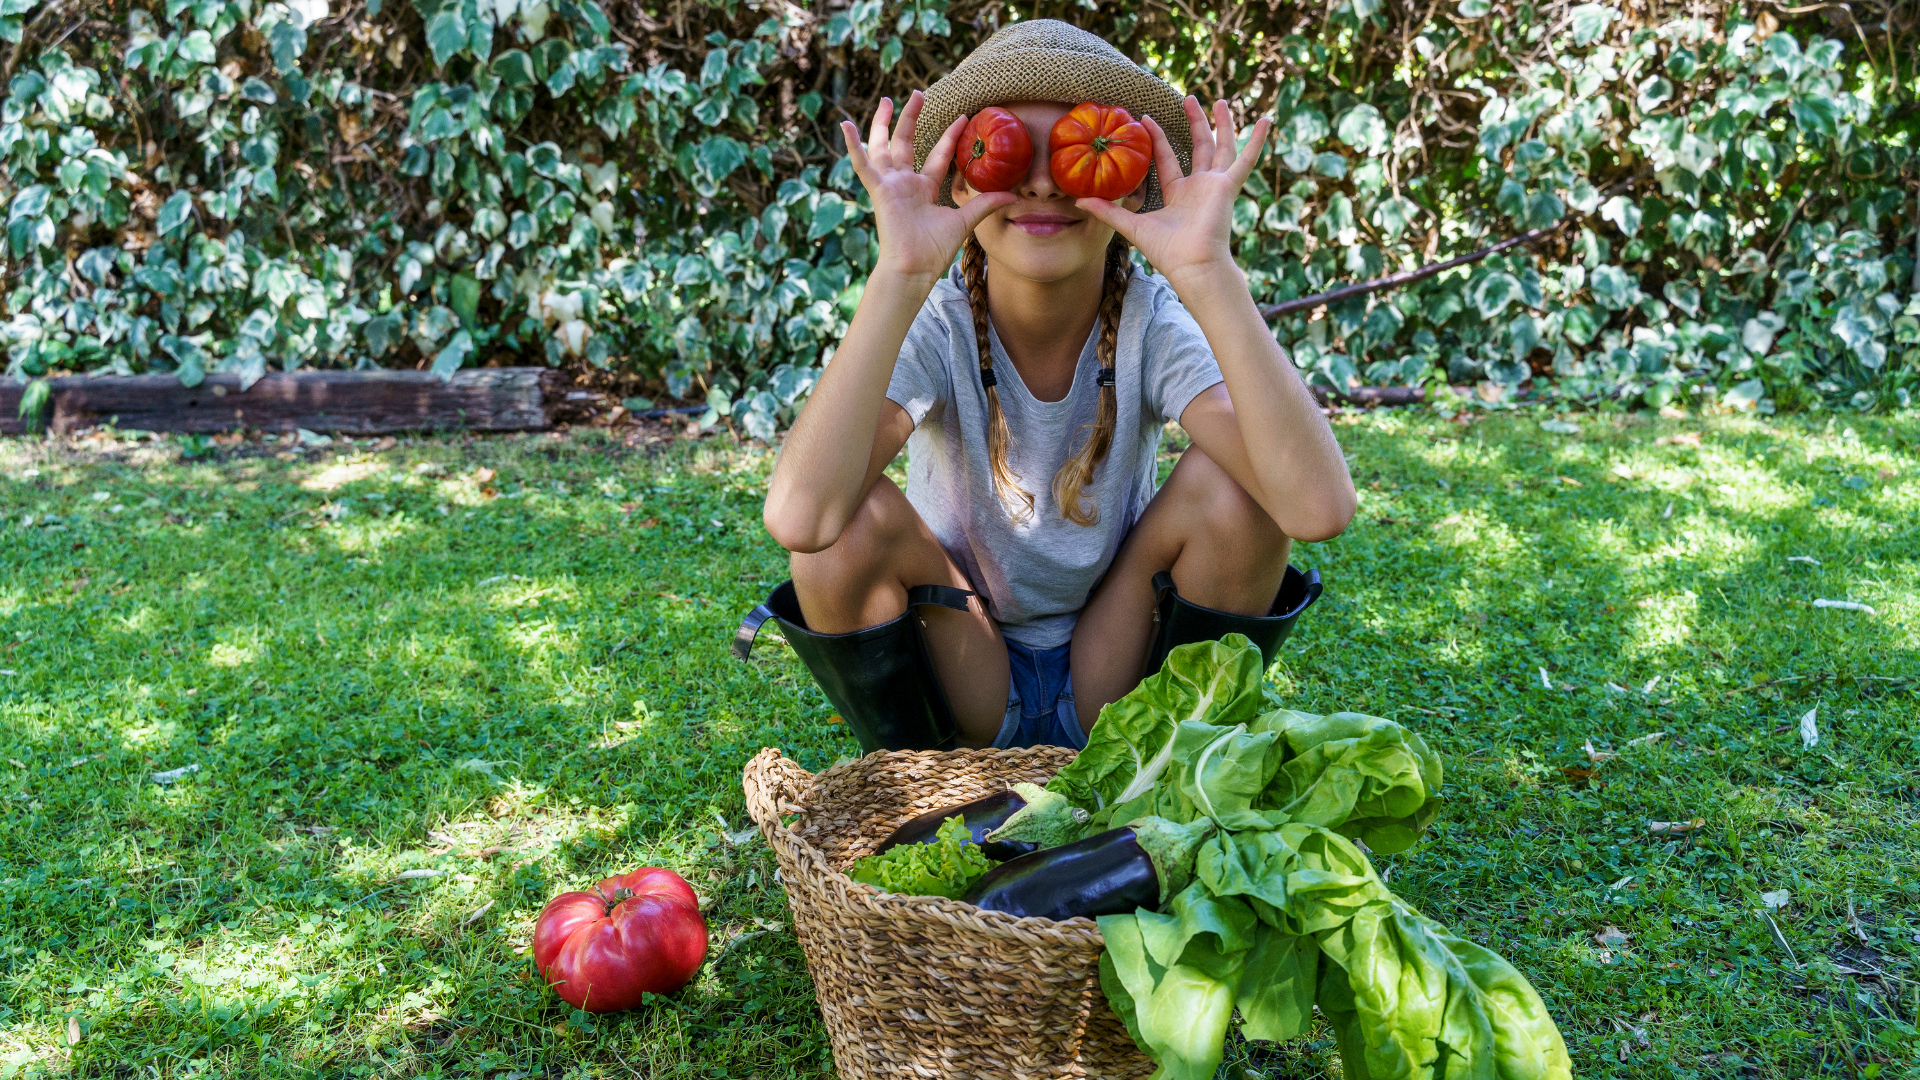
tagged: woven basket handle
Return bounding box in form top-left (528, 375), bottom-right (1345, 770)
top-left (743, 748), bottom-right (813, 836)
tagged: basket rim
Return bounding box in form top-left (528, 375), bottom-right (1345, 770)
top-left (744, 746), bottom-right (1111, 945)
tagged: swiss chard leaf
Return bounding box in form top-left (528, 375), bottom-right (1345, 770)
top-left (1250, 710), bottom-right (1443, 853)
top-left (1107, 824), bottom-right (1572, 1080)
top-left (1315, 898), bottom-right (1573, 1080)
top-left (1047, 636), bottom-right (1268, 814)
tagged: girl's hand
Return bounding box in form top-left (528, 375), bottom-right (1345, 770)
top-left (1075, 97), bottom-right (1271, 292)
top-left (842, 92), bottom-right (1017, 284)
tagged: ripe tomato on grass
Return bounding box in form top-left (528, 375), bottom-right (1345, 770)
top-left (957, 106), bottom-right (1033, 193)
top-left (1048, 103), bottom-right (1151, 201)
top-left (532, 867), bottom-right (708, 1013)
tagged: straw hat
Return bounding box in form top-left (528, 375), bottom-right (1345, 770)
top-left (911, 19), bottom-right (1192, 210)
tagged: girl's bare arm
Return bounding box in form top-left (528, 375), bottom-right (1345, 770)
top-left (763, 93), bottom-right (1014, 553)
top-left (1076, 98), bottom-right (1357, 542)
top-left (763, 276), bottom-right (927, 554)
top-left (1172, 268), bottom-right (1356, 543)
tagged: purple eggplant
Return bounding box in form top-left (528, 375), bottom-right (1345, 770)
top-left (961, 816), bottom-right (1214, 922)
top-left (874, 789), bottom-right (1037, 862)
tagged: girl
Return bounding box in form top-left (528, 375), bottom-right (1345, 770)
top-left (737, 21), bottom-right (1357, 753)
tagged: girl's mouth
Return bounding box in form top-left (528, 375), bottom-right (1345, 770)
top-left (1007, 213), bottom-right (1081, 237)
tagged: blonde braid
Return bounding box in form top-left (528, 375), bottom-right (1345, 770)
top-left (1050, 235), bottom-right (1131, 526)
top-left (962, 236), bottom-right (1034, 521)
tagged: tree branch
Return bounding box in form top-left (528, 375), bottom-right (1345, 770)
top-left (1260, 222), bottom-right (1566, 321)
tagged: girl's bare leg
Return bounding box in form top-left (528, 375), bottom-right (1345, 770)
top-left (789, 478), bottom-right (1011, 747)
top-left (1069, 446), bottom-right (1292, 731)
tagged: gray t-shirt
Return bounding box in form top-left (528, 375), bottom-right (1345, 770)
top-left (886, 264), bottom-right (1225, 647)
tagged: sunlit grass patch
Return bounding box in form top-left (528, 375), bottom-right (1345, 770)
top-left (1, 414), bottom-right (1915, 1079)
top-left (300, 460), bottom-right (392, 492)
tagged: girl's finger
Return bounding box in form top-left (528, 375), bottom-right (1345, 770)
top-left (1073, 196), bottom-right (1142, 245)
top-left (1226, 117), bottom-right (1272, 185)
top-left (1183, 96), bottom-right (1216, 172)
top-left (922, 113), bottom-right (969, 180)
top-left (957, 189), bottom-right (1018, 232)
top-left (868, 97), bottom-right (894, 170)
top-left (842, 120), bottom-right (880, 187)
top-left (1140, 115), bottom-right (1186, 190)
top-left (1212, 100), bottom-right (1238, 169)
top-left (891, 90), bottom-right (925, 167)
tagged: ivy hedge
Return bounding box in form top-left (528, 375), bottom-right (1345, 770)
top-left (3, 0), bottom-right (1918, 436)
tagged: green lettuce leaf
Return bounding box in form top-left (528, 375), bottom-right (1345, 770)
top-left (1055, 637), bottom-right (1565, 1079)
top-left (845, 815), bottom-right (993, 899)
top-left (1098, 890), bottom-right (1249, 1080)
top-left (1106, 824), bottom-right (1571, 1080)
top-left (1314, 897), bottom-right (1572, 1080)
top-left (1235, 924), bottom-right (1319, 1042)
top-left (1195, 824), bottom-right (1377, 933)
top-left (1057, 648), bottom-right (1443, 851)
top-left (1251, 709), bottom-right (1444, 853)
top-left (1086, 718), bottom-right (1287, 832)
top-left (1047, 636), bottom-right (1268, 814)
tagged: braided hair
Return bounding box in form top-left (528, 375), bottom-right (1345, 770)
top-left (960, 233), bottom-right (1132, 525)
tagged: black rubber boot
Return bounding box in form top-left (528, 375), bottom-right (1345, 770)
top-left (733, 581), bottom-right (973, 754)
top-left (1141, 565), bottom-right (1324, 678)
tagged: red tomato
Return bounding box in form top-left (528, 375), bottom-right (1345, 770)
top-left (958, 106), bottom-right (1033, 193)
top-left (532, 867), bottom-right (708, 1013)
top-left (1048, 103), bottom-right (1152, 201)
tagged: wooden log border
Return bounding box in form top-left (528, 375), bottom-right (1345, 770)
top-left (0, 367), bottom-right (1430, 439)
top-left (0, 368), bottom-right (572, 436)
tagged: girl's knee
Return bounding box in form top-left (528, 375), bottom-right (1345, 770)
top-left (789, 480), bottom-right (919, 588)
top-left (1174, 449), bottom-right (1285, 549)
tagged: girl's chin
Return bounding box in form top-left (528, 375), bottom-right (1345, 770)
top-left (979, 251), bottom-right (1104, 284)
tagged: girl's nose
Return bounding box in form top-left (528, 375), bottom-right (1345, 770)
top-left (1016, 120), bottom-right (1062, 200)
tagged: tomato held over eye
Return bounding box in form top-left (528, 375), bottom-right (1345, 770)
top-left (1048, 103), bottom-right (1152, 201)
top-left (957, 106), bottom-right (1033, 193)
top-left (532, 867), bottom-right (708, 1013)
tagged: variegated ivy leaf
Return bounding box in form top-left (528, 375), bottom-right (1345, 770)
top-left (0, 0), bottom-right (1902, 422)
top-left (1568, 3), bottom-right (1615, 46)
top-left (1472, 273), bottom-right (1524, 321)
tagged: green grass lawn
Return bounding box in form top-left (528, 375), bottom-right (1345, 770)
top-left (1, 410), bottom-right (1916, 1080)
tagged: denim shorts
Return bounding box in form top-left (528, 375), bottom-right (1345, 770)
top-left (991, 638), bottom-right (1091, 751)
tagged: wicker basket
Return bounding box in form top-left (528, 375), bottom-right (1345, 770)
top-left (743, 747), bottom-right (1155, 1080)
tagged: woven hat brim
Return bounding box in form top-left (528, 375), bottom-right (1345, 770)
top-left (911, 47), bottom-right (1191, 211)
